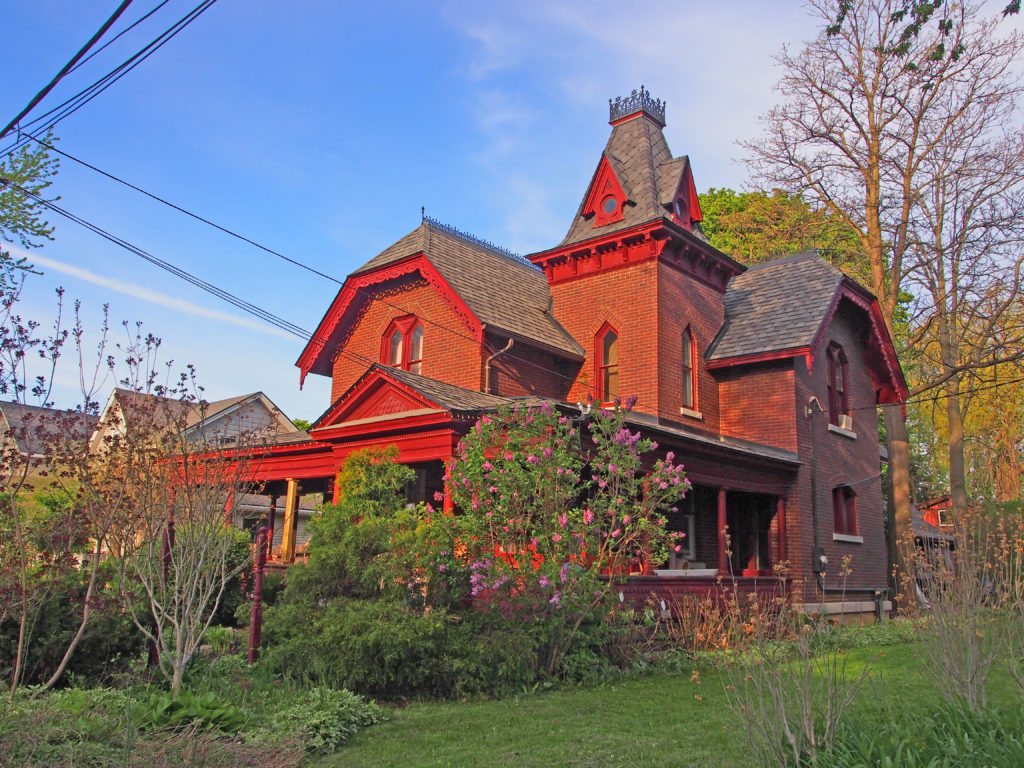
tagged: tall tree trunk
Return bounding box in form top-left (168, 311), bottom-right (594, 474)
top-left (884, 405), bottom-right (914, 603)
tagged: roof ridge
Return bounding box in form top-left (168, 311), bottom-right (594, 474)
top-left (422, 215), bottom-right (539, 272)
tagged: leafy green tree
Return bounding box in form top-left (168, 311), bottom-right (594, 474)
top-left (0, 132), bottom-right (59, 250)
top-left (699, 187), bottom-right (870, 286)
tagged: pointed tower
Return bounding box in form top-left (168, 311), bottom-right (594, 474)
top-left (528, 87), bottom-right (744, 424)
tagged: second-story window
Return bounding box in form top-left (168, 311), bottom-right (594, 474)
top-left (383, 316), bottom-right (424, 373)
top-left (597, 324), bottom-right (619, 403)
top-left (827, 342), bottom-right (849, 426)
top-left (682, 326), bottom-right (697, 410)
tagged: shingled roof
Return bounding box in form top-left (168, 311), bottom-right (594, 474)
top-left (706, 252), bottom-right (845, 362)
top-left (0, 402), bottom-right (98, 456)
top-left (382, 365), bottom-right (529, 414)
top-left (558, 107), bottom-right (706, 248)
top-left (351, 219), bottom-right (584, 358)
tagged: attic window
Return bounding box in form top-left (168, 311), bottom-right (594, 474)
top-left (383, 316), bottom-right (424, 374)
top-left (827, 342), bottom-right (850, 427)
top-left (602, 196), bottom-right (618, 215)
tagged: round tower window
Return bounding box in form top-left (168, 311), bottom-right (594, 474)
top-left (602, 196), bottom-right (618, 215)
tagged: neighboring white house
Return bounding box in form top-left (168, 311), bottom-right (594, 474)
top-left (89, 388), bottom-right (319, 555)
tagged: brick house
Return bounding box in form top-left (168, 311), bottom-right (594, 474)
top-left (250, 87), bottom-right (906, 616)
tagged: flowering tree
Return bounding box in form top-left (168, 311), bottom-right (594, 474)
top-left (444, 399), bottom-right (688, 675)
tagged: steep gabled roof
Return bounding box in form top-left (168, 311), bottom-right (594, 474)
top-left (706, 253), bottom-right (843, 362)
top-left (559, 108), bottom-right (705, 248)
top-left (311, 363), bottom-right (546, 432)
top-left (299, 219), bottom-right (584, 382)
top-left (705, 252), bottom-right (907, 404)
top-left (354, 221), bottom-right (583, 357)
top-left (93, 388), bottom-right (298, 448)
top-left (0, 402), bottom-right (98, 456)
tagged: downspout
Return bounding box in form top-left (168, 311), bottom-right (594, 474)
top-left (805, 396), bottom-right (824, 594)
top-left (484, 338), bottom-right (514, 395)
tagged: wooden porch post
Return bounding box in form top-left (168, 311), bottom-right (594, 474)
top-left (266, 495), bottom-right (277, 557)
top-left (776, 496), bottom-right (787, 564)
top-left (281, 478), bottom-right (299, 563)
top-left (717, 487), bottom-right (729, 574)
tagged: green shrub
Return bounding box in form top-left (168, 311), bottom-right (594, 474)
top-left (132, 689), bottom-right (245, 733)
top-left (0, 565), bottom-right (144, 687)
top-left (272, 687), bottom-right (385, 754)
top-left (205, 626), bottom-right (234, 654)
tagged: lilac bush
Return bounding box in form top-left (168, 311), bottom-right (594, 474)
top-left (444, 398), bottom-right (689, 675)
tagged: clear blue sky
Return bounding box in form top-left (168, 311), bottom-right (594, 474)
top-left (1, 0), bottom-right (826, 421)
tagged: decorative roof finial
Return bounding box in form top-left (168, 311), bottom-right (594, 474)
top-left (608, 85), bottom-right (666, 126)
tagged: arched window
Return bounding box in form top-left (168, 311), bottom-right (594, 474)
top-left (833, 485), bottom-right (858, 536)
top-left (682, 326), bottom-right (697, 410)
top-left (382, 317), bottom-right (424, 373)
top-left (388, 328), bottom-right (404, 367)
top-left (597, 324), bottom-right (619, 403)
top-left (826, 343), bottom-right (849, 427)
top-left (408, 324), bottom-right (423, 375)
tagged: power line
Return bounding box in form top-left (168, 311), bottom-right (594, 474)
top-left (0, 0), bottom-right (219, 160)
top-left (23, 131), bottom-right (343, 286)
top-left (0, 0), bottom-right (135, 141)
top-left (9, 138), bottom-right (1023, 427)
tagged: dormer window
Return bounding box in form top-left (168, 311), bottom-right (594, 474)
top-left (596, 323), bottom-right (619, 403)
top-left (383, 316), bottom-right (424, 374)
top-left (826, 342), bottom-right (849, 427)
top-left (583, 157), bottom-right (627, 227)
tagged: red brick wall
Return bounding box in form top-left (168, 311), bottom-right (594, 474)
top-left (548, 258), bottom-right (661, 413)
top-left (717, 361), bottom-right (798, 451)
top-left (329, 274), bottom-right (482, 403)
top-left (486, 337), bottom-right (573, 399)
top-left (657, 263), bottom-right (725, 431)
top-left (788, 299), bottom-right (889, 602)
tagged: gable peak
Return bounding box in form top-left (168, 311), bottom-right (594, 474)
top-left (609, 85), bottom-right (666, 127)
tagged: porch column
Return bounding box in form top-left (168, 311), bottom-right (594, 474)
top-left (266, 495), bottom-right (277, 556)
top-left (717, 487), bottom-right (728, 574)
top-left (281, 478), bottom-right (299, 563)
top-left (776, 496), bottom-right (787, 564)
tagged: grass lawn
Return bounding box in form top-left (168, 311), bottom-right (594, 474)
top-left (324, 642), bottom-right (958, 768)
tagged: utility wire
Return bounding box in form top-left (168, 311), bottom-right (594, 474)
top-left (66, 0), bottom-right (174, 76)
top-left (0, 0), bottom-right (135, 141)
top-left (7, 142), bottom-right (1022, 426)
top-left (0, 0), bottom-right (218, 160)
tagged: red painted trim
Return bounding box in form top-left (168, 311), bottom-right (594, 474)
top-left (813, 281), bottom-right (908, 405)
top-left (706, 347), bottom-right (810, 370)
top-left (582, 156), bottom-right (627, 227)
top-left (609, 111), bottom-right (665, 128)
top-left (296, 254), bottom-right (483, 384)
top-left (311, 365), bottom-right (443, 430)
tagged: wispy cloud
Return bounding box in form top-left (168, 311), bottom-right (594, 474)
top-left (3, 244), bottom-right (296, 341)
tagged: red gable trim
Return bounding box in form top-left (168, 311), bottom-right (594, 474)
top-left (706, 347), bottom-right (812, 371)
top-left (830, 281), bottom-right (908, 406)
top-left (296, 254), bottom-right (483, 386)
top-left (310, 365), bottom-right (444, 431)
top-left (581, 155), bottom-right (627, 227)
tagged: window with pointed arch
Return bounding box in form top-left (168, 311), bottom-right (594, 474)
top-left (382, 316), bottom-right (424, 374)
top-left (826, 342), bottom-right (849, 426)
top-left (681, 326), bottom-right (697, 411)
top-left (832, 485), bottom-right (858, 536)
top-left (596, 323), bottom-right (619, 403)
